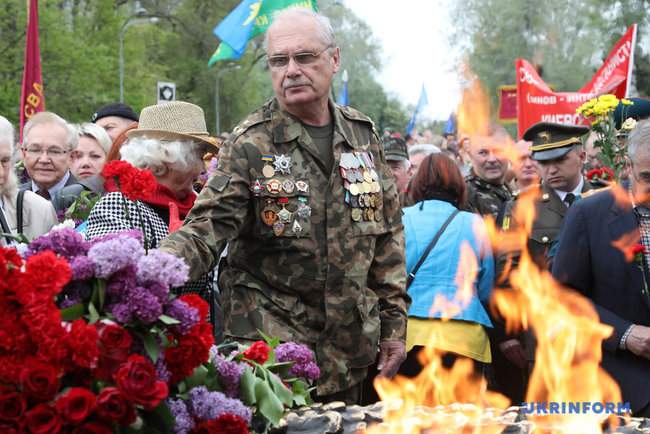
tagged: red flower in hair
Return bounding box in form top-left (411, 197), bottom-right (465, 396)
top-left (102, 161), bottom-right (157, 201)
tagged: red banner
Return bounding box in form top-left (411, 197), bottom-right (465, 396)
top-left (497, 85), bottom-right (517, 123)
top-left (20, 0), bottom-right (45, 140)
top-left (516, 24), bottom-right (637, 138)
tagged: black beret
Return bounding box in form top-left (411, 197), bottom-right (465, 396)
top-left (91, 103), bottom-right (139, 123)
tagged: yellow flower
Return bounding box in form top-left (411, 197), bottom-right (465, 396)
top-left (622, 98), bottom-right (633, 106)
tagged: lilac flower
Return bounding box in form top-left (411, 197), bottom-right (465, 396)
top-left (105, 265), bottom-right (137, 298)
top-left (275, 342), bottom-right (320, 381)
top-left (167, 398), bottom-right (195, 434)
top-left (145, 281), bottom-right (170, 304)
top-left (90, 229), bottom-right (143, 244)
top-left (27, 227), bottom-right (89, 259)
top-left (165, 299), bottom-right (199, 335)
top-left (108, 302), bottom-right (134, 323)
top-left (188, 386), bottom-right (251, 423)
top-left (156, 353), bottom-right (171, 384)
top-left (137, 249), bottom-right (189, 288)
top-left (130, 286), bottom-right (163, 324)
top-left (70, 256), bottom-right (95, 281)
top-left (88, 236), bottom-right (144, 278)
top-left (212, 353), bottom-right (246, 398)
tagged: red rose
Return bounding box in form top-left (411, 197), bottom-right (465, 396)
top-left (242, 341), bottom-right (270, 365)
top-left (25, 403), bottom-right (62, 434)
top-left (55, 387), bottom-right (96, 424)
top-left (194, 414), bottom-right (249, 434)
top-left (178, 294), bottom-right (209, 321)
top-left (96, 387), bottom-right (136, 426)
top-left (96, 323), bottom-right (133, 381)
top-left (71, 421), bottom-right (114, 434)
top-left (0, 423), bottom-right (19, 434)
top-left (0, 387), bottom-right (26, 422)
top-left (114, 355), bottom-right (168, 410)
top-left (19, 361), bottom-right (60, 402)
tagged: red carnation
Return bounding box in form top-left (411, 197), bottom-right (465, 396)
top-left (96, 323), bottom-right (133, 381)
top-left (633, 243), bottom-right (646, 255)
top-left (601, 166), bottom-right (615, 180)
top-left (20, 251), bottom-right (72, 302)
top-left (0, 247), bottom-right (22, 295)
top-left (19, 361), bottom-right (60, 402)
top-left (24, 403), bottom-right (62, 434)
top-left (165, 322), bottom-right (214, 384)
top-left (71, 421), bottom-right (114, 434)
top-left (114, 355), bottom-right (168, 410)
top-left (178, 294), bottom-right (210, 321)
top-left (101, 160), bottom-right (133, 179)
top-left (95, 387), bottom-right (136, 426)
top-left (586, 168), bottom-right (603, 180)
top-left (0, 387), bottom-right (26, 422)
top-left (65, 320), bottom-right (100, 370)
top-left (102, 160), bottom-right (157, 201)
top-left (242, 341), bottom-right (271, 365)
top-left (55, 387), bottom-right (96, 424)
top-left (194, 414), bottom-right (249, 434)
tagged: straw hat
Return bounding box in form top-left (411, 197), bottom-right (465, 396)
top-left (127, 101), bottom-right (219, 150)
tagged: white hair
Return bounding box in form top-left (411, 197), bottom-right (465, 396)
top-left (22, 111), bottom-right (78, 150)
top-left (0, 116), bottom-right (17, 198)
top-left (409, 143), bottom-right (441, 158)
top-left (76, 122), bottom-right (112, 154)
top-left (120, 137), bottom-right (203, 177)
top-left (628, 119), bottom-right (650, 161)
top-left (264, 8), bottom-right (336, 52)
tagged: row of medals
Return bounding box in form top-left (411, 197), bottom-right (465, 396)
top-left (250, 154), bottom-right (311, 237)
top-left (340, 152), bottom-right (382, 222)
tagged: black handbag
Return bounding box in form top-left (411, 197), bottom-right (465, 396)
top-left (406, 209), bottom-right (460, 289)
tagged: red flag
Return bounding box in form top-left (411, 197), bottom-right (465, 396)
top-left (516, 24), bottom-right (637, 138)
top-left (20, 0), bottom-right (45, 141)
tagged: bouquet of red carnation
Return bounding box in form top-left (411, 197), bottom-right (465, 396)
top-left (586, 166), bottom-right (615, 184)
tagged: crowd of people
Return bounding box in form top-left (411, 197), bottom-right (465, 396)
top-left (1, 7), bottom-right (650, 417)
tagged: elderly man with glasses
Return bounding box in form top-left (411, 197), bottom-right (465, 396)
top-left (20, 112), bottom-right (83, 210)
top-left (160, 8), bottom-right (409, 404)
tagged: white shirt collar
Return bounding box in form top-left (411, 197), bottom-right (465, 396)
top-left (31, 171), bottom-right (71, 197)
top-left (554, 177), bottom-right (584, 202)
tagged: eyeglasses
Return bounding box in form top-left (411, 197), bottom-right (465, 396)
top-left (23, 146), bottom-right (69, 158)
top-left (267, 44), bottom-right (334, 69)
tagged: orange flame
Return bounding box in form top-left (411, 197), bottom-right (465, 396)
top-left (365, 75), bottom-right (625, 434)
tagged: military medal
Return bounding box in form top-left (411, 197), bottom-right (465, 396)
top-left (367, 208), bottom-right (375, 221)
top-left (296, 198), bottom-right (311, 219)
top-left (371, 181), bottom-right (381, 193)
top-left (251, 179), bottom-right (264, 196)
top-left (295, 180), bottom-right (309, 194)
top-left (349, 183), bottom-right (360, 196)
top-left (282, 179), bottom-right (295, 194)
top-left (261, 155), bottom-right (275, 178)
top-left (361, 181), bottom-right (371, 194)
top-left (363, 170), bottom-right (373, 183)
top-left (266, 179), bottom-right (282, 194)
top-left (277, 198), bottom-right (292, 223)
top-left (292, 220), bottom-right (303, 237)
top-left (351, 208), bottom-right (362, 222)
top-left (273, 221), bottom-right (285, 236)
top-left (350, 195), bottom-right (359, 208)
top-left (261, 199), bottom-right (278, 226)
top-left (369, 194), bottom-right (376, 208)
top-left (273, 154), bottom-right (292, 175)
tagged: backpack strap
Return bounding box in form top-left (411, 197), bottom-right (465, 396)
top-left (17, 190), bottom-right (26, 235)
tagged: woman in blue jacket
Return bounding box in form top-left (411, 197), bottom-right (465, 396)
top-left (399, 153), bottom-right (495, 376)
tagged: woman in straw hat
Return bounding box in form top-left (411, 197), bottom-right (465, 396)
top-left (85, 101), bottom-right (219, 300)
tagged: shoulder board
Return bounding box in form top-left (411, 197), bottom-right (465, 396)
top-left (582, 185), bottom-right (612, 198)
top-left (230, 102), bottom-right (273, 140)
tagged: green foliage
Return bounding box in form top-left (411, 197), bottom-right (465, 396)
top-left (1, 0), bottom-right (410, 135)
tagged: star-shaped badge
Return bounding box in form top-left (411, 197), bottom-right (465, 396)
top-left (273, 154), bottom-right (292, 175)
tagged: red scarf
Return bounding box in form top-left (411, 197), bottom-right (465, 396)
top-left (105, 178), bottom-right (196, 219)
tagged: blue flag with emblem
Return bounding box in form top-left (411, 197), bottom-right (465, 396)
top-left (337, 69), bottom-right (349, 106)
top-left (406, 84), bottom-right (428, 136)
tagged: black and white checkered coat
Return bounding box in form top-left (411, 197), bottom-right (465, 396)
top-left (85, 192), bottom-right (212, 298)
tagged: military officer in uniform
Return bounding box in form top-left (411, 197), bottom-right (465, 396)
top-left (492, 122), bottom-right (598, 403)
top-left (464, 135), bottom-right (513, 219)
top-left (159, 8), bottom-right (409, 404)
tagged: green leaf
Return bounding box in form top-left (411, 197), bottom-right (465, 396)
top-left (143, 332), bottom-right (160, 363)
top-left (87, 302), bottom-right (100, 324)
top-left (158, 314), bottom-right (181, 325)
top-left (255, 378), bottom-right (284, 425)
top-left (60, 303), bottom-right (85, 321)
top-left (97, 279), bottom-right (106, 311)
top-left (140, 401), bottom-right (175, 433)
top-left (185, 364), bottom-right (208, 389)
top-left (258, 329), bottom-right (281, 348)
top-left (268, 372), bottom-right (293, 407)
top-left (291, 380), bottom-right (309, 407)
top-left (240, 366), bottom-right (257, 405)
top-left (205, 361), bottom-right (220, 391)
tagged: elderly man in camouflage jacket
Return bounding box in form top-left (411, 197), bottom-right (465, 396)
top-left (160, 8), bottom-right (409, 403)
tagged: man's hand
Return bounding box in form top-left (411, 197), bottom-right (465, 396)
top-left (626, 325), bottom-right (650, 360)
top-left (377, 340), bottom-right (407, 378)
top-left (498, 338), bottom-right (527, 369)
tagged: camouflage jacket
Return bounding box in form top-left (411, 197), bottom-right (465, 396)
top-left (160, 99), bottom-right (409, 395)
top-left (465, 173), bottom-right (513, 219)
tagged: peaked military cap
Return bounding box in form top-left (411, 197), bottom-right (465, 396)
top-left (613, 97), bottom-right (650, 129)
top-left (523, 122), bottom-right (589, 161)
top-left (383, 135), bottom-right (408, 161)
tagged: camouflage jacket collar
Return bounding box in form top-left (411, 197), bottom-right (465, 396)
top-left (467, 172), bottom-right (511, 195)
top-left (264, 98), bottom-right (368, 151)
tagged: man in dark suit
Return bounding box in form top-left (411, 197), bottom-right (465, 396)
top-left (20, 111), bottom-right (82, 211)
top-left (552, 119), bottom-right (650, 417)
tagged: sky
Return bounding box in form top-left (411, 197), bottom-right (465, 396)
top-left (345, 0), bottom-right (461, 122)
